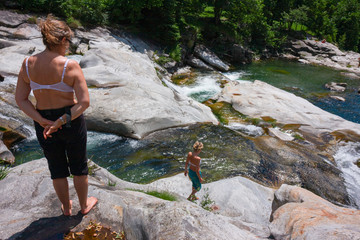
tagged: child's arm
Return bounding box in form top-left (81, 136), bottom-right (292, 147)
top-left (184, 152), bottom-right (190, 176)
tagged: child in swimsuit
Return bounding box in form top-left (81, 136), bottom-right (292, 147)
top-left (184, 141), bottom-right (204, 201)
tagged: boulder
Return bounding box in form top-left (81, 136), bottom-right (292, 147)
top-left (216, 80), bottom-right (360, 137)
top-left (270, 184), bottom-right (360, 240)
top-left (77, 28), bottom-right (218, 138)
top-left (0, 139), bottom-right (14, 164)
top-left (231, 44), bottom-right (253, 64)
top-left (286, 40), bottom-right (360, 76)
top-left (186, 55), bottom-right (214, 71)
top-left (194, 44), bottom-right (230, 71)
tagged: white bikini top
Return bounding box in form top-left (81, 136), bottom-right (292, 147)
top-left (26, 57), bottom-right (74, 92)
top-left (189, 158), bottom-right (201, 168)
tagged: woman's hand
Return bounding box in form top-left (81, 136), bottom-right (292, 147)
top-left (184, 170), bottom-right (188, 176)
top-left (39, 118), bottom-right (54, 128)
top-left (43, 119), bottom-right (62, 139)
top-left (200, 177), bottom-right (203, 183)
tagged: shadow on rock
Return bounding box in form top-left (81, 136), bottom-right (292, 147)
top-left (9, 212), bottom-right (84, 240)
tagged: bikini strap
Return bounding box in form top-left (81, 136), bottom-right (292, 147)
top-left (25, 57), bottom-right (32, 81)
top-left (61, 59), bottom-right (70, 82)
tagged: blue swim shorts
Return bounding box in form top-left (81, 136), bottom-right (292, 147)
top-left (188, 169), bottom-right (202, 191)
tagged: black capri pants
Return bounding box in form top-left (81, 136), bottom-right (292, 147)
top-left (34, 106), bottom-right (88, 179)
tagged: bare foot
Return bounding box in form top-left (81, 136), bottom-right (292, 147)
top-left (81, 197), bottom-right (98, 215)
top-left (61, 200), bottom-right (72, 216)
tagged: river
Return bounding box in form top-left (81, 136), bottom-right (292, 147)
top-left (11, 59), bottom-right (360, 208)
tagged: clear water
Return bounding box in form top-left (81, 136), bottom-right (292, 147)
top-left (11, 60), bottom-right (360, 194)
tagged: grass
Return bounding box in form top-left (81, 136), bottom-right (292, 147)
top-left (0, 165), bottom-right (10, 180)
top-left (126, 188), bottom-right (177, 201)
top-left (108, 180), bottom-right (117, 187)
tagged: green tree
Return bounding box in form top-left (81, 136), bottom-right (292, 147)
top-left (334, 0), bottom-right (360, 51)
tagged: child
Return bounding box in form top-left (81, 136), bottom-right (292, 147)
top-left (184, 141), bottom-right (204, 201)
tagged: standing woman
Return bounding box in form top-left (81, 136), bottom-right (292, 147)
top-left (184, 141), bottom-right (204, 201)
top-left (15, 15), bottom-right (97, 216)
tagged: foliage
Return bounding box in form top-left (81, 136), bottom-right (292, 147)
top-left (64, 220), bottom-right (126, 239)
top-left (12, 0), bottom-right (360, 53)
top-left (200, 188), bottom-right (215, 211)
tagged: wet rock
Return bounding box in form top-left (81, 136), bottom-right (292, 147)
top-left (330, 96), bottom-right (346, 102)
top-left (268, 128), bottom-right (294, 141)
top-left (340, 72), bottom-right (360, 79)
top-left (270, 184), bottom-right (360, 240)
top-left (194, 44), bottom-right (230, 71)
top-left (325, 82), bottom-right (347, 92)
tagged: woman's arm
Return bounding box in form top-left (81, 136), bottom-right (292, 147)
top-left (184, 152), bottom-right (191, 176)
top-left (15, 60), bottom-right (53, 128)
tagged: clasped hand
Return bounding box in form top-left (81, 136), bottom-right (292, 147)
top-left (40, 118), bottom-right (62, 139)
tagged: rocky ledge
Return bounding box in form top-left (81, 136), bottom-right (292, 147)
top-left (1, 159), bottom-right (359, 240)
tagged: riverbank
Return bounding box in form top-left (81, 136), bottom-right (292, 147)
top-left (1, 159), bottom-right (359, 240)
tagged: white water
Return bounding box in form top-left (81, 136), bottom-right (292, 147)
top-left (226, 123), bottom-right (264, 137)
top-left (334, 141), bottom-right (360, 208)
top-left (163, 72), bottom-right (223, 102)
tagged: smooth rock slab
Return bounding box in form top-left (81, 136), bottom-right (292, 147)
top-left (216, 80), bottom-right (360, 137)
top-left (270, 184), bottom-right (360, 240)
top-left (0, 159), bottom-right (268, 240)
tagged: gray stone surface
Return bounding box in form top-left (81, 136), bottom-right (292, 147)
top-left (216, 80), bottom-right (360, 137)
top-left (0, 159), bottom-right (271, 240)
top-left (270, 184), bottom-right (360, 240)
top-left (194, 44), bottom-right (230, 71)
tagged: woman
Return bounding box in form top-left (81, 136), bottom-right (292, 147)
top-left (184, 141), bottom-right (204, 201)
top-left (15, 15), bottom-right (97, 216)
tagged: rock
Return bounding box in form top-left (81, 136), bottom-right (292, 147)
top-left (75, 43), bottom-right (89, 55)
top-left (325, 82), bottom-right (346, 92)
top-left (268, 128), bottom-right (294, 141)
top-left (0, 139), bottom-right (14, 164)
top-left (231, 44), bottom-right (253, 64)
top-left (0, 158), bottom-right (271, 240)
top-left (0, 10), bottom-right (30, 27)
top-left (75, 28), bottom-right (218, 138)
top-left (186, 55), bottom-right (214, 71)
top-left (194, 44), bottom-right (230, 71)
top-left (215, 80), bottom-right (360, 137)
top-left (330, 96), bottom-right (346, 102)
top-left (270, 184), bottom-right (360, 240)
top-left (285, 39), bottom-right (360, 76)
top-left (0, 74), bottom-right (3, 82)
top-left (340, 72), bottom-right (360, 79)
top-left (356, 159), bottom-right (360, 168)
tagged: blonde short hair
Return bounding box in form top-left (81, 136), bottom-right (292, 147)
top-left (193, 141), bottom-right (203, 151)
top-left (39, 14), bottom-right (73, 50)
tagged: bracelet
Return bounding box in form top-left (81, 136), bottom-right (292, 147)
top-left (59, 116), bottom-right (66, 125)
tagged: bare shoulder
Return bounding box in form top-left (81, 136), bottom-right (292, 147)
top-left (188, 152), bottom-right (192, 157)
